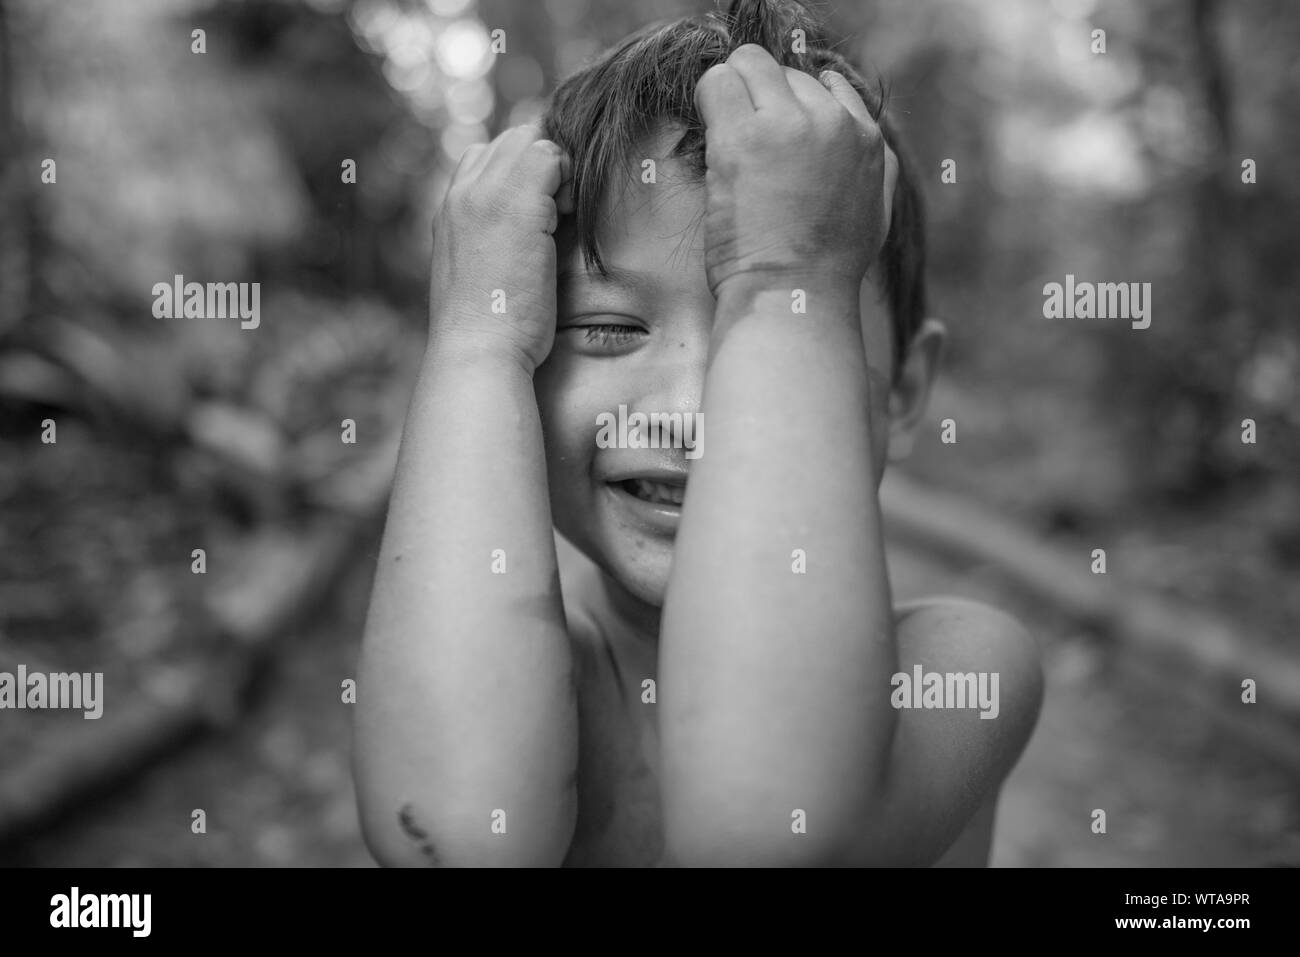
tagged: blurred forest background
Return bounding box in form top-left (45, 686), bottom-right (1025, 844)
top-left (0, 0), bottom-right (1296, 866)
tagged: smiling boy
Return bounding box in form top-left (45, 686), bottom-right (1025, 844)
top-left (354, 0), bottom-right (1043, 867)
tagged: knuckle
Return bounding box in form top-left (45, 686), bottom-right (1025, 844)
top-left (728, 43), bottom-right (767, 64)
top-left (502, 163), bottom-right (540, 195)
top-left (784, 112), bottom-right (815, 139)
top-left (444, 182), bottom-right (473, 211)
top-left (495, 125), bottom-right (534, 151)
top-left (826, 114), bottom-right (861, 146)
top-left (698, 62), bottom-right (735, 88)
top-left (450, 149), bottom-right (481, 178)
top-left (483, 189), bottom-right (515, 220)
top-left (452, 185), bottom-right (493, 221)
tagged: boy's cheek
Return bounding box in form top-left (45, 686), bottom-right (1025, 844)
top-left (533, 378), bottom-right (596, 480)
top-left (532, 365), bottom-right (571, 434)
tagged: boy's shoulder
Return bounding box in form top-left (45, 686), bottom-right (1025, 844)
top-left (893, 594), bottom-right (1043, 711)
top-left (894, 594), bottom-right (1038, 657)
top-left (885, 593), bottom-right (1043, 864)
top-left (892, 592), bottom-right (1043, 743)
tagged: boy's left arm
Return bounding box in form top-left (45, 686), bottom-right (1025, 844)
top-left (658, 45), bottom-right (1041, 866)
top-left (875, 597), bottom-right (1043, 865)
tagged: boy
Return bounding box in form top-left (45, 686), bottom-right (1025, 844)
top-left (354, 0), bottom-right (1042, 867)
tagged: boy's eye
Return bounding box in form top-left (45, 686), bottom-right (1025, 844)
top-left (561, 320), bottom-right (646, 350)
top-left (582, 324), bottom-right (640, 345)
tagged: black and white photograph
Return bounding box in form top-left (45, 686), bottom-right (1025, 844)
top-left (0, 0), bottom-right (1295, 913)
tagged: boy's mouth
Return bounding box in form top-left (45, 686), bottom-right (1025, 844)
top-left (619, 477), bottom-right (685, 507)
top-left (602, 470), bottom-right (689, 535)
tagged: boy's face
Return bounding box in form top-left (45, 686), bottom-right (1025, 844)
top-left (535, 126), bottom-right (901, 609)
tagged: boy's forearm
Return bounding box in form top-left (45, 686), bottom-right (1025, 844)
top-left (355, 341), bottom-right (577, 867)
top-left (660, 278), bottom-right (899, 864)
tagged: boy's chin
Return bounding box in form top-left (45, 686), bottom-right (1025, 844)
top-left (614, 568), bottom-right (669, 610)
top-left (581, 535), bottom-right (672, 610)
top-left (556, 513), bottom-right (675, 610)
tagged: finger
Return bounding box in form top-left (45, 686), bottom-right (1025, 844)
top-left (694, 61), bottom-right (754, 130)
top-left (480, 123), bottom-right (543, 177)
top-left (554, 151), bottom-right (574, 216)
top-left (531, 145), bottom-right (572, 218)
top-left (783, 66), bottom-right (836, 113)
top-left (515, 118), bottom-right (571, 200)
top-left (818, 69), bottom-right (875, 128)
top-left (725, 44), bottom-right (799, 113)
top-left (507, 138), bottom-right (570, 236)
top-left (881, 141), bottom-right (899, 241)
top-left (454, 141), bottom-right (489, 176)
top-left (513, 137), bottom-right (566, 191)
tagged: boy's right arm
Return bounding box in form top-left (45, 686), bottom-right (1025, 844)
top-left (354, 126), bottom-right (578, 867)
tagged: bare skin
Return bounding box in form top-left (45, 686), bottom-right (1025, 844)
top-left (353, 45), bottom-right (1043, 867)
top-left (554, 537), bottom-right (1013, 867)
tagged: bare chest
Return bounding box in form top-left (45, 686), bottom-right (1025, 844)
top-left (561, 645), bottom-right (666, 867)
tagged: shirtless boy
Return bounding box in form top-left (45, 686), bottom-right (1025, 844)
top-left (354, 0), bottom-right (1043, 867)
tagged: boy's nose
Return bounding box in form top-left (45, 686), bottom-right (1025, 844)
top-left (637, 342), bottom-right (706, 422)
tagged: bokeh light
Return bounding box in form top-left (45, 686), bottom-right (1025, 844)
top-left (435, 18), bottom-right (493, 79)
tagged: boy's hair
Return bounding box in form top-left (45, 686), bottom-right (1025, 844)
top-left (541, 0), bottom-right (927, 375)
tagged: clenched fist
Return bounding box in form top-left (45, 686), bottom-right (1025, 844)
top-left (694, 44), bottom-right (898, 298)
top-left (429, 123), bottom-right (572, 373)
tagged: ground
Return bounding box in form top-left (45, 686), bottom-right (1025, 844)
top-left (7, 530), bottom-right (1295, 867)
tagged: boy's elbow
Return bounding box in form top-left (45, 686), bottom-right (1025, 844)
top-left (664, 820), bottom-right (851, 867)
top-left (663, 792), bottom-right (861, 867)
top-left (358, 802), bottom-right (422, 868)
top-left (353, 768), bottom-right (430, 867)
top-left (354, 758), bottom-right (577, 867)
top-left (357, 795), bottom-right (574, 867)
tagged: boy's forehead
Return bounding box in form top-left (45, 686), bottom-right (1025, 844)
top-left (555, 125), bottom-right (897, 381)
top-left (559, 150), bottom-right (706, 279)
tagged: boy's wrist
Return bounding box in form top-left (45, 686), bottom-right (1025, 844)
top-left (712, 270), bottom-right (862, 342)
top-left (425, 320), bottom-right (539, 379)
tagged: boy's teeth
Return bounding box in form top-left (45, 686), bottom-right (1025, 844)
top-left (627, 478), bottom-right (684, 506)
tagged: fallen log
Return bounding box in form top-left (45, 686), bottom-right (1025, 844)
top-left (0, 436), bottom-right (395, 850)
top-left (880, 472), bottom-right (1300, 727)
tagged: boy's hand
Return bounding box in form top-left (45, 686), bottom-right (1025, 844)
top-left (429, 123), bottom-right (572, 373)
top-left (694, 45), bottom-right (898, 298)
